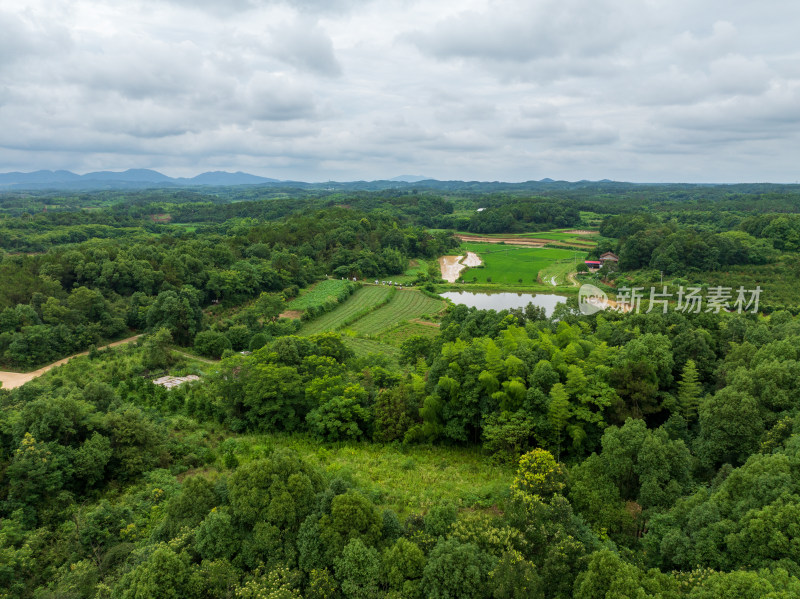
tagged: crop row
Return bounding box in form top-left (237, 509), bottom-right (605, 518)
top-left (350, 290), bottom-right (445, 335)
top-left (288, 278), bottom-right (355, 310)
top-left (298, 285), bottom-right (393, 335)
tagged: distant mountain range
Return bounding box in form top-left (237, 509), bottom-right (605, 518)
top-left (0, 169), bottom-right (282, 190)
top-left (7, 170), bottom-right (786, 193)
top-left (0, 169), bottom-right (619, 192)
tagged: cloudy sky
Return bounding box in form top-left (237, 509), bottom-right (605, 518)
top-left (2, 0), bottom-right (799, 182)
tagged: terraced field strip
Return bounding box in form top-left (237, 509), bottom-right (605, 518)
top-left (455, 230), bottom-right (598, 248)
top-left (299, 285), bottom-right (393, 335)
top-left (349, 289), bottom-right (446, 335)
top-left (288, 279), bottom-right (352, 310)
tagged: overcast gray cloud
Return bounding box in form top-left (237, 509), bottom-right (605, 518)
top-left (0, 0), bottom-right (799, 182)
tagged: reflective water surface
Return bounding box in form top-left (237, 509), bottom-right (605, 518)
top-left (440, 291), bottom-right (567, 317)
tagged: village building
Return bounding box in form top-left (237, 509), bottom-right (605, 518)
top-left (599, 251), bottom-right (619, 264)
top-left (585, 260), bottom-right (602, 270)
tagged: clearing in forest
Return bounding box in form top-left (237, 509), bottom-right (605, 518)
top-left (237, 434), bottom-right (513, 515)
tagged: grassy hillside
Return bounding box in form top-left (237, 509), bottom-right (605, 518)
top-left (233, 433), bottom-right (513, 516)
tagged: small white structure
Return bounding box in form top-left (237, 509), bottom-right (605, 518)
top-left (153, 375), bottom-right (200, 389)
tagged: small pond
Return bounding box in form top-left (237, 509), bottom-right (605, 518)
top-left (440, 291), bottom-right (567, 317)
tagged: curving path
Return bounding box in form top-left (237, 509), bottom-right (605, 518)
top-left (0, 334), bottom-right (142, 390)
top-left (567, 271), bottom-right (580, 287)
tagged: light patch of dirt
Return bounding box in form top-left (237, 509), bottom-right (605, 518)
top-left (461, 251), bottom-right (482, 267)
top-left (439, 255), bottom-right (465, 282)
top-left (439, 251), bottom-right (483, 282)
top-left (562, 230), bottom-right (598, 235)
top-left (456, 234), bottom-right (547, 247)
top-left (410, 319), bottom-right (441, 327)
top-left (280, 310), bottom-right (304, 319)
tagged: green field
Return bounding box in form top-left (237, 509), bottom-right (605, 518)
top-left (342, 336), bottom-right (402, 366)
top-left (459, 242), bottom-right (587, 286)
top-left (393, 258), bottom-right (431, 283)
top-left (233, 433), bottom-right (512, 515)
top-left (288, 278), bottom-right (353, 310)
top-left (539, 257), bottom-right (581, 286)
top-left (382, 321), bottom-right (442, 345)
top-left (348, 289), bottom-right (445, 335)
top-left (299, 284), bottom-right (446, 342)
top-left (299, 285), bottom-right (393, 335)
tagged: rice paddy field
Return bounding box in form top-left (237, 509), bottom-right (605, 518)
top-left (458, 242), bottom-right (587, 286)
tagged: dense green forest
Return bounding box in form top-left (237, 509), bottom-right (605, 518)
top-left (2, 183), bottom-right (800, 598)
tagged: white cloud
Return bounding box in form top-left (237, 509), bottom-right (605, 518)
top-left (0, 0), bottom-right (799, 182)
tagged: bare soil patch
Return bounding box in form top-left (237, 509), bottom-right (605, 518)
top-left (461, 251), bottom-right (482, 267)
top-left (439, 255), bottom-right (465, 282)
top-left (410, 318), bottom-right (441, 328)
top-left (280, 310), bottom-right (304, 319)
top-left (456, 234), bottom-right (547, 247)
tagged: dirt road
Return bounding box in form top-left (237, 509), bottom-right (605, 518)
top-left (0, 334), bottom-right (142, 390)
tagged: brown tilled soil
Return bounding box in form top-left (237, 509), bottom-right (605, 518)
top-left (410, 318), bottom-right (441, 327)
top-left (456, 234), bottom-right (547, 247)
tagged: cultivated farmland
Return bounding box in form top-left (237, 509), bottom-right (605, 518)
top-left (298, 285), bottom-right (394, 335)
top-left (288, 278), bottom-right (354, 310)
top-left (458, 242), bottom-right (586, 286)
top-left (348, 289), bottom-right (445, 335)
